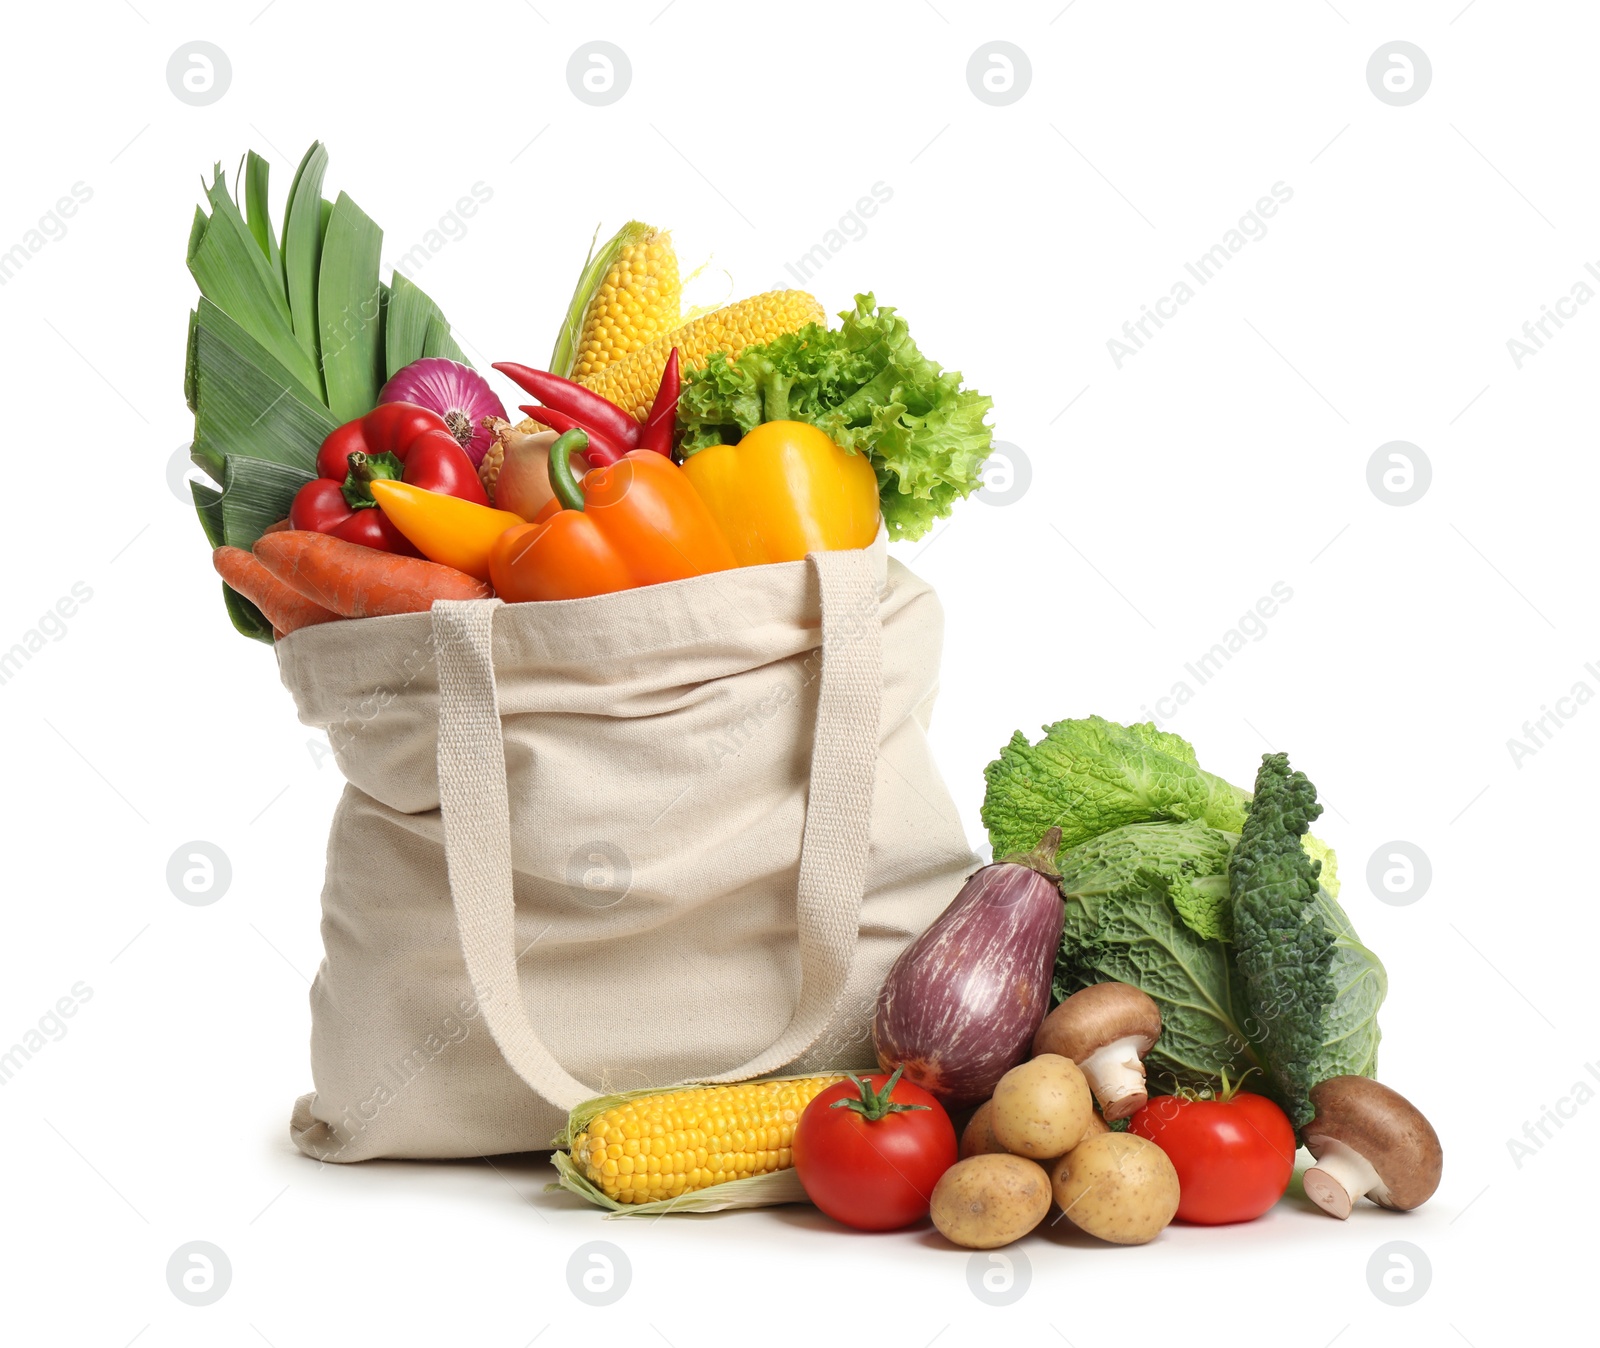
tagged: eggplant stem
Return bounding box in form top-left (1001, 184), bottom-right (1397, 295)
top-left (996, 826), bottom-right (1063, 879)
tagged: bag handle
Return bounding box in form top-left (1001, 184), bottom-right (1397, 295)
top-left (432, 548), bottom-right (883, 1114)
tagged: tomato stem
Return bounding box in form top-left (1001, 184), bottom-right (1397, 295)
top-left (830, 1066), bottom-right (931, 1122)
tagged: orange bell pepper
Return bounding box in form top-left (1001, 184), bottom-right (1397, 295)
top-left (489, 431), bottom-right (737, 602)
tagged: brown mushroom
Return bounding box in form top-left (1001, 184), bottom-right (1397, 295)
top-left (1031, 983), bottom-right (1162, 1120)
top-left (1301, 1077), bottom-right (1443, 1219)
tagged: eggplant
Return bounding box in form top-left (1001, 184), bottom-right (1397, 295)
top-left (873, 829), bottom-right (1066, 1108)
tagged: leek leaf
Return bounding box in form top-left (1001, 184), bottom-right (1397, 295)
top-left (184, 307), bottom-right (200, 414)
top-left (385, 272), bottom-right (470, 376)
top-left (220, 454), bottom-right (313, 552)
top-left (188, 166), bottom-right (315, 395)
top-left (221, 582), bottom-right (275, 645)
top-left (421, 315), bottom-right (468, 365)
top-left (190, 480), bottom-right (225, 549)
top-left (191, 298), bottom-right (336, 479)
top-left (243, 151), bottom-right (281, 279)
top-left (317, 191), bottom-right (385, 421)
top-left (281, 141), bottom-right (328, 381)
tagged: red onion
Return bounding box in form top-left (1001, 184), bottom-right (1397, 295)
top-left (379, 358), bottom-right (506, 467)
top-left (873, 829), bottom-right (1065, 1108)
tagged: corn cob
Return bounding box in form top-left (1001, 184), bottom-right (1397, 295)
top-left (579, 290), bottom-right (825, 423)
top-left (550, 221), bottom-right (680, 380)
top-left (570, 1076), bottom-right (841, 1205)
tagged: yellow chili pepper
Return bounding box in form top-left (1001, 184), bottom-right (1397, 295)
top-left (368, 479), bottom-right (525, 581)
top-left (680, 420), bottom-right (880, 567)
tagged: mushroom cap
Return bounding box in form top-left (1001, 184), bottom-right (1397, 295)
top-left (1304, 1076), bottom-right (1443, 1211)
top-left (1032, 982), bottom-right (1163, 1063)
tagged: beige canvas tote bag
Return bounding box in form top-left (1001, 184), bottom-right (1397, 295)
top-left (276, 535), bottom-right (975, 1161)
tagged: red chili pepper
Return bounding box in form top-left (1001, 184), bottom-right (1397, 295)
top-left (638, 348), bottom-right (679, 458)
top-left (290, 401), bottom-right (489, 553)
top-left (515, 405), bottom-right (627, 467)
top-left (492, 362), bottom-right (641, 449)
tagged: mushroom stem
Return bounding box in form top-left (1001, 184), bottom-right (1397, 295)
top-left (1079, 1033), bottom-right (1150, 1121)
top-left (1303, 1139), bottom-right (1384, 1219)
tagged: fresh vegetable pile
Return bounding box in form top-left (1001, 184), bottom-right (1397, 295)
top-left (182, 144), bottom-right (1441, 1247)
top-left (543, 723), bottom-right (1440, 1248)
top-left (182, 144), bottom-right (994, 641)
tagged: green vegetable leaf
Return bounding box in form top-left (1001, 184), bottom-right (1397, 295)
top-left (184, 307), bottom-right (200, 415)
top-left (1055, 824), bottom-right (1256, 1093)
top-left (221, 582), bottom-right (275, 645)
top-left (219, 455), bottom-right (314, 552)
top-left (1229, 753), bottom-right (1336, 1128)
top-left (983, 716), bottom-right (1250, 860)
top-left (243, 150), bottom-right (282, 279)
top-left (678, 294), bottom-right (993, 540)
top-left (280, 141), bottom-right (329, 380)
top-left (317, 191), bottom-right (386, 421)
top-left (1302, 833), bottom-right (1341, 899)
top-left (190, 298), bottom-right (337, 480)
top-left (190, 480), bottom-right (225, 549)
top-left (421, 315), bottom-right (468, 364)
top-left (188, 164), bottom-right (316, 397)
top-left (384, 273), bottom-right (439, 378)
top-left (1308, 885), bottom-right (1386, 1082)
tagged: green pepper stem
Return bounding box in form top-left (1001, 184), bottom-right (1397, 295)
top-left (548, 429), bottom-right (591, 512)
top-left (341, 450), bottom-right (403, 511)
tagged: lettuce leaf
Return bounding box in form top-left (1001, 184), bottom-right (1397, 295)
top-left (982, 716), bottom-right (1251, 859)
top-left (1307, 884), bottom-right (1386, 1084)
top-left (1054, 824), bottom-right (1257, 1093)
top-left (678, 294), bottom-right (993, 541)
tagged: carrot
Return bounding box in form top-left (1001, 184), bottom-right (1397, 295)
top-left (262, 518), bottom-right (293, 535)
top-left (213, 546), bottom-right (343, 635)
top-left (252, 530), bottom-right (491, 619)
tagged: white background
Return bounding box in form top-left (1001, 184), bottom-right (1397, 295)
top-left (0, 1), bottom-right (1589, 1343)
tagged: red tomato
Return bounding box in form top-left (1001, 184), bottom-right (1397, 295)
top-left (1128, 1091), bottom-right (1295, 1225)
top-left (793, 1070), bottom-right (958, 1231)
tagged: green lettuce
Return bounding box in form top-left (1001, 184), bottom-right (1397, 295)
top-left (982, 716), bottom-right (1250, 859)
top-left (677, 294), bottom-right (993, 541)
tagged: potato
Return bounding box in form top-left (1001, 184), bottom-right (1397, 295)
top-left (930, 1154), bottom-right (1053, 1249)
top-left (959, 1101), bottom-right (1007, 1158)
top-left (1050, 1132), bottom-right (1179, 1245)
top-left (989, 1053), bottom-right (1094, 1159)
top-left (1083, 1110), bottom-right (1111, 1137)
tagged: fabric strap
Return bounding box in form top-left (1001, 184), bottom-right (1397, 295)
top-left (432, 548), bottom-right (883, 1114)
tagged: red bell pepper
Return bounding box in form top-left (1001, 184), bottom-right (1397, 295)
top-left (289, 402), bottom-right (490, 554)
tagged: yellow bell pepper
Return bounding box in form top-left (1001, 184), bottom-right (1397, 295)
top-left (368, 479), bottom-right (525, 581)
top-left (680, 420), bottom-right (880, 567)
